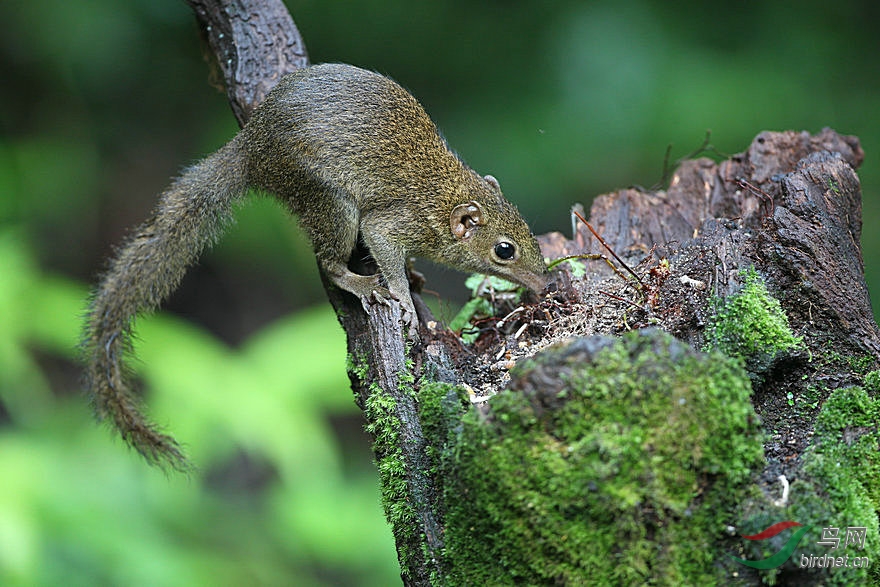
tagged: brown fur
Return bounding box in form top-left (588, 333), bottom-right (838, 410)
top-left (83, 64), bottom-right (548, 469)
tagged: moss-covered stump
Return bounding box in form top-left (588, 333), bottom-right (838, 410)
top-left (437, 329), bottom-right (764, 584)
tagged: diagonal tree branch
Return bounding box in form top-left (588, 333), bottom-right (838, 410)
top-left (184, 0), bottom-right (309, 125)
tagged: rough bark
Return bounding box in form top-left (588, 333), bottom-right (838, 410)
top-left (184, 0), bottom-right (309, 125)
top-left (184, 1), bottom-right (879, 584)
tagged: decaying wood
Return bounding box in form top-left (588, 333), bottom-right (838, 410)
top-left (561, 129), bottom-right (875, 356)
top-left (540, 128), bottom-right (878, 467)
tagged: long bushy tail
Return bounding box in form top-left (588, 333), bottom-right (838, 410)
top-left (83, 140), bottom-right (248, 471)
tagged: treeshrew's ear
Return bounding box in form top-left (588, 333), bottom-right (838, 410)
top-left (484, 174), bottom-right (502, 194)
top-left (450, 201), bottom-right (485, 240)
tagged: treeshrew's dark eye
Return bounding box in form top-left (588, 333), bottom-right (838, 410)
top-left (494, 241), bottom-right (516, 261)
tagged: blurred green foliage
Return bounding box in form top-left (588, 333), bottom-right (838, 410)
top-left (0, 231), bottom-right (398, 585)
top-left (1, 0), bottom-right (879, 584)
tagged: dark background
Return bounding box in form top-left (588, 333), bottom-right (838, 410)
top-left (1, 0), bottom-right (877, 584)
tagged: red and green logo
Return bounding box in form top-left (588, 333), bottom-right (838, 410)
top-left (728, 521), bottom-right (814, 569)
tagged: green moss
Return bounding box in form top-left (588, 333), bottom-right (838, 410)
top-left (863, 369), bottom-right (880, 393)
top-left (705, 267), bottom-right (802, 362)
top-left (808, 386), bottom-right (880, 513)
top-left (417, 380), bottom-right (471, 584)
top-left (362, 365), bottom-right (421, 578)
top-left (737, 386), bottom-right (879, 585)
top-left (363, 383), bottom-right (411, 522)
top-left (418, 382), bottom-right (469, 471)
top-left (346, 352), bottom-right (370, 385)
top-left (845, 354), bottom-right (876, 375)
top-left (441, 330), bottom-right (764, 584)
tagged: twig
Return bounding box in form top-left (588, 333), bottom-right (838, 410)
top-left (598, 290), bottom-right (644, 310)
top-left (572, 209), bottom-right (644, 289)
top-left (733, 177), bottom-right (775, 216)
